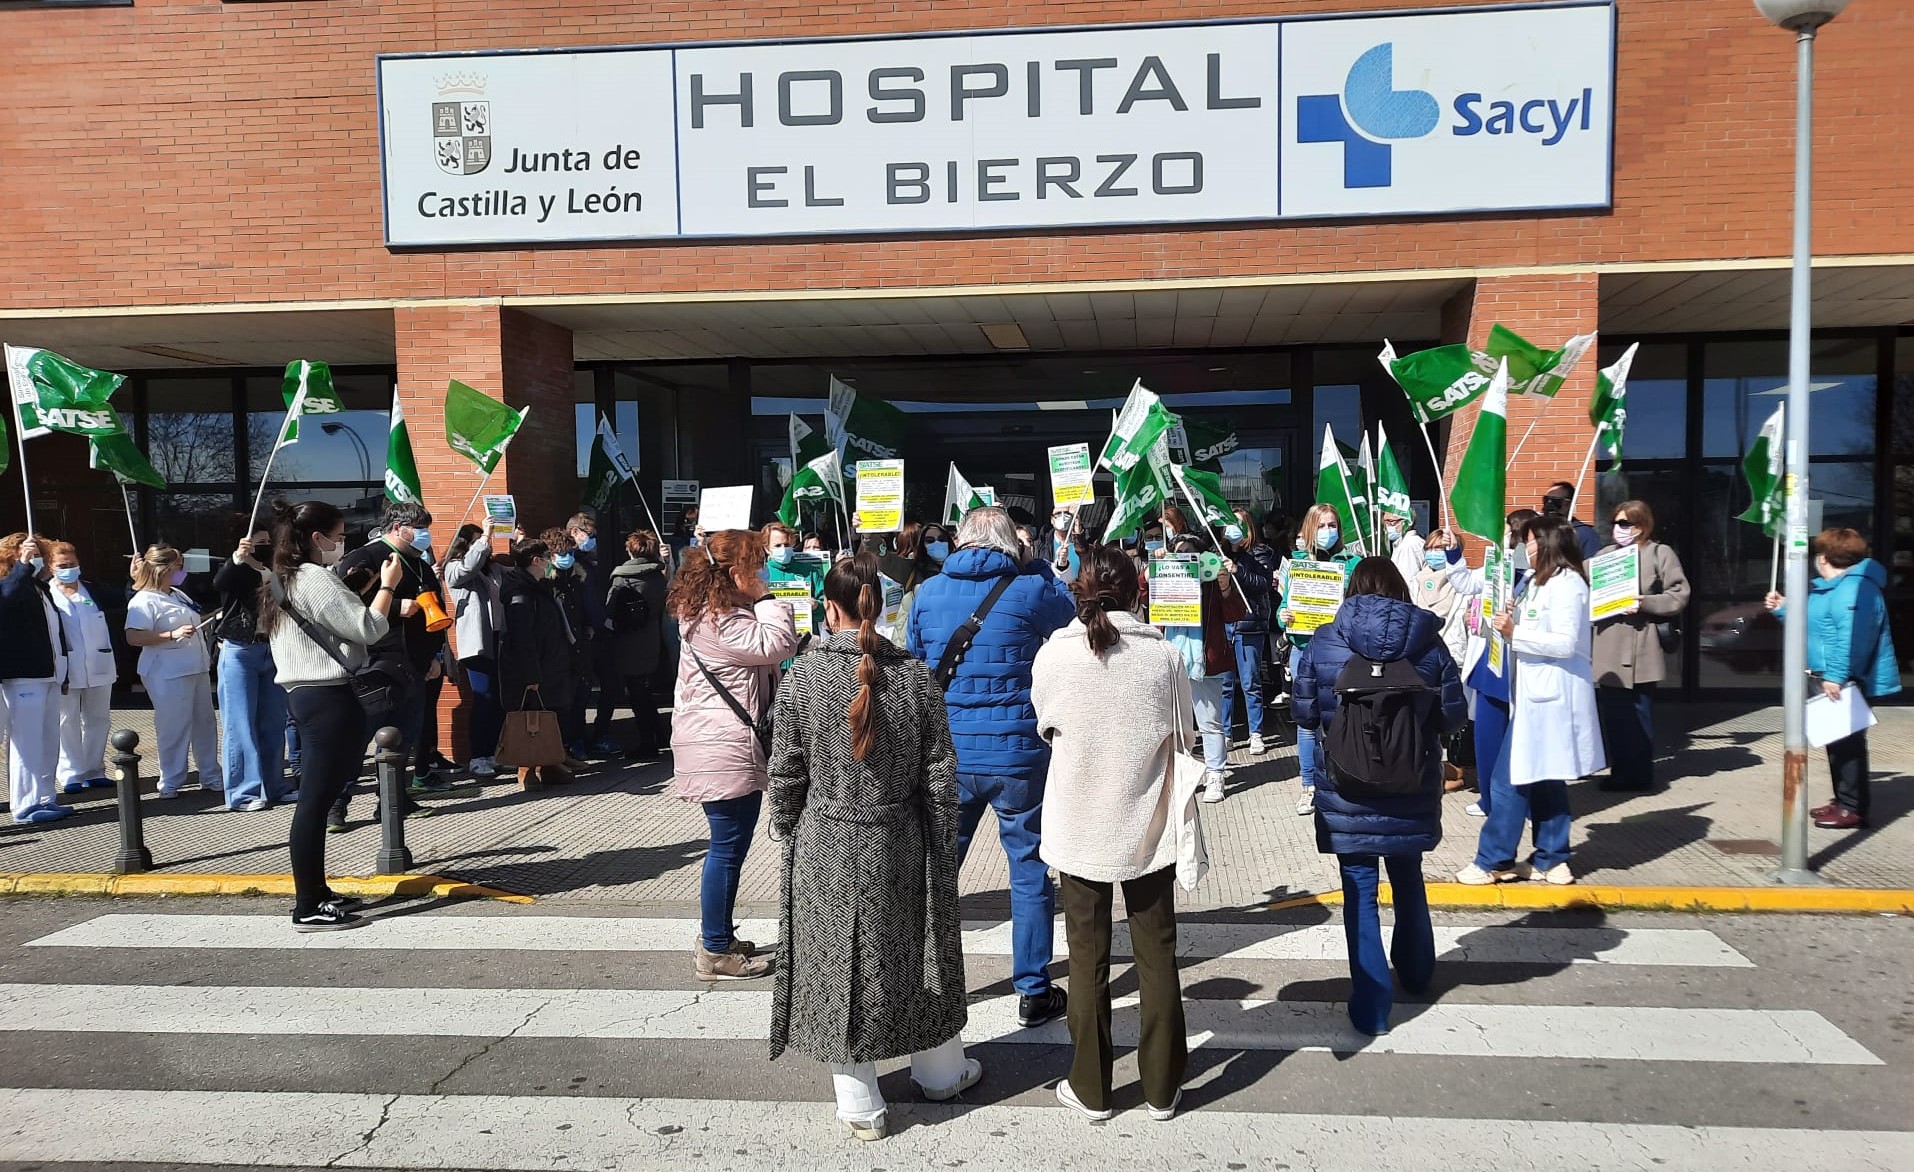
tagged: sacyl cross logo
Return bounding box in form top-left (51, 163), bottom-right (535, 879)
top-left (1296, 43), bottom-right (1438, 189)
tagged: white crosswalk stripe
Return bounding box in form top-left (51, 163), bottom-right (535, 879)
top-left (26, 912), bottom-right (1757, 967)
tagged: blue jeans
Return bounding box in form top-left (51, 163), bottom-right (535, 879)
top-left (1471, 695), bottom-right (1511, 816)
top-left (1596, 684), bottom-right (1656, 790)
top-left (1473, 742), bottom-right (1573, 873)
top-left (217, 640), bottom-right (288, 806)
top-left (460, 656), bottom-right (504, 760)
top-left (1338, 853), bottom-right (1435, 1036)
top-left (1290, 644), bottom-right (1326, 790)
top-left (700, 791), bottom-right (762, 953)
top-left (955, 772), bottom-right (1054, 997)
top-left (1188, 676), bottom-right (1228, 772)
top-left (1220, 626), bottom-right (1267, 737)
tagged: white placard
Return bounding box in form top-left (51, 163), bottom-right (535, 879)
top-left (1805, 686), bottom-right (1876, 750)
top-left (854, 460), bottom-right (905, 533)
top-left (378, 4), bottom-right (1614, 246)
top-left (697, 485), bottom-right (755, 533)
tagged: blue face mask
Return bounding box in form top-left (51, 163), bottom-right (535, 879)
top-left (770, 547), bottom-right (795, 566)
top-left (925, 541), bottom-right (950, 564)
top-left (410, 528), bottom-right (433, 552)
top-left (1144, 539), bottom-right (1166, 556)
top-left (576, 534), bottom-right (596, 553)
top-left (1223, 524), bottom-right (1245, 544)
top-left (1315, 526), bottom-right (1339, 550)
top-left (553, 553), bottom-right (576, 571)
top-left (1424, 551), bottom-right (1448, 571)
top-left (54, 566), bottom-right (82, 584)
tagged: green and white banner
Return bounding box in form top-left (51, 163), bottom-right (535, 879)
top-left (779, 414), bottom-right (845, 527)
top-left (89, 430), bottom-right (166, 490)
top-left (583, 414), bottom-right (635, 515)
top-left (444, 379), bottom-right (527, 474)
top-left (6, 344), bottom-right (126, 440)
top-left (1590, 342), bottom-right (1638, 472)
top-left (1735, 404), bottom-right (1786, 539)
top-left (943, 462), bottom-right (989, 526)
top-left (1485, 326), bottom-right (1597, 399)
top-left (279, 359), bottom-right (345, 445)
top-left (1314, 424), bottom-right (1370, 557)
top-left (1374, 423), bottom-right (1414, 524)
top-left (1450, 359), bottom-right (1512, 543)
top-left (826, 377), bottom-right (907, 479)
top-left (1099, 380), bottom-right (1177, 479)
top-left (385, 394), bottom-right (425, 505)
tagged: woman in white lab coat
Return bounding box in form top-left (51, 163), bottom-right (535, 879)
top-left (124, 545), bottom-right (223, 799)
top-left (46, 541), bottom-right (118, 793)
top-left (1458, 514), bottom-right (1602, 887)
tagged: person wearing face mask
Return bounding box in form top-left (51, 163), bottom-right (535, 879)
top-left (1277, 504), bottom-right (1361, 816)
top-left (2, 533), bottom-right (70, 823)
top-left (669, 529), bottom-right (801, 980)
top-left (498, 537), bottom-right (581, 790)
top-left (124, 544), bottom-right (223, 800)
top-left (1458, 513), bottom-right (1602, 887)
top-left (1539, 482), bottom-right (1602, 562)
top-left (764, 521), bottom-right (828, 638)
top-left (537, 527), bottom-right (594, 769)
top-left (567, 513), bottom-right (624, 758)
top-left (1454, 508), bottom-right (1537, 818)
top-left (873, 521), bottom-right (949, 647)
top-left (1590, 501), bottom-right (1690, 794)
top-left (608, 529), bottom-right (671, 761)
top-left (213, 522), bottom-right (290, 811)
top-left (1411, 529), bottom-right (1481, 794)
top-left (1382, 511), bottom-right (1428, 587)
top-left (1045, 508), bottom-right (1083, 585)
top-left (329, 502), bottom-right (447, 829)
top-left (1219, 508), bottom-right (1278, 756)
top-left (441, 524), bottom-right (506, 779)
top-left (42, 541), bottom-right (118, 799)
top-left (1765, 529), bottom-right (1901, 830)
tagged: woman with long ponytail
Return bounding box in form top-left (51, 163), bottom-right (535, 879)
top-left (767, 552), bottom-right (973, 1143)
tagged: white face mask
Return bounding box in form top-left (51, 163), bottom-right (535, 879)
top-left (314, 533), bottom-right (344, 567)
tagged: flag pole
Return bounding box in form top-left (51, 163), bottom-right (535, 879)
top-left (461, 470), bottom-right (494, 525)
top-left (1567, 423), bottom-right (1606, 520)
top-left (635, 482), bottom-right (664, 543)
top-left (1771, 532), bottom-right (1783, 595)
top-left (247, 416), bottom-right (292, 530)
top-left (117, 480), bottom-right (141, 557)
top-left (1416, 420), bottom-right (1452, 533)
top-left (14, 420), bottom-right (36, 537)
top-left (1507, 392), bottom-right (1562, 463)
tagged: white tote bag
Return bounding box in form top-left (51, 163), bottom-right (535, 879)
top-left (1166, 675), bottom-right (1211, 891)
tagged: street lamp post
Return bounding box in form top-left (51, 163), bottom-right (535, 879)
top-left (321, 421), bottom-right (374, 484)
top-left (1754, 0), bottom-right (1850, 883)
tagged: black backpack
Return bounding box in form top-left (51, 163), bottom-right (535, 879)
top-left (607, 580), bottom-right (650, 632)
top-left (1320, 650), bottom-right (1439, 797)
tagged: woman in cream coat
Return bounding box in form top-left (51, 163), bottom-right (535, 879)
top-left (1459, 514), bottom-right (1603, 887)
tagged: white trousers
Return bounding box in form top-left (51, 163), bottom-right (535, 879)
top-left (4, 677), bottom-right (61, 818)
top-left (829, 1036), bottom-right (968, 1124)
top-left (142, 672), bottom-right (223, 794)
top-left (58, 683), bottom-right (113, 787)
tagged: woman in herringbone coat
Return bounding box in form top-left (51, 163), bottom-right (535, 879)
top-left (767, 553), bottom-right (977, 1143)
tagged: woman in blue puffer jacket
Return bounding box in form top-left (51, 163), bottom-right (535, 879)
top-left (1293, 557), bottom-right (1465, 1036)
top-left (1765, 528), bottom-right (1901, 831)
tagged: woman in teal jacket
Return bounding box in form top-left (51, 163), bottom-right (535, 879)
top-left (1765, 528), bottom-right (1901, 830)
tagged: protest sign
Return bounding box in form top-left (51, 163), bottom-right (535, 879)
top-left (483, 494), bottom-right (516, 548)
top-left (1148, 557), bottom-right (1203, 627)
top-left (855, 459), bottom-right (905, 532)
top-left (769, 581), bottom-right (816, 637)
top-left (1588, 544), bottom-right (1640, 621)
top-left (880, 574), bottom-right (905, 631)
top-left (698, 485), bottom-right (754, 533)
top-left (1285, 558), bottom-right (1346, 635)
top-left (1048, 443), bottom-right (1094, 508)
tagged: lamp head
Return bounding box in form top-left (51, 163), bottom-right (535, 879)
top-left (1754, 0), bottom-right (1851, 30)
top-left (320, 422), bottom-right (346, 436)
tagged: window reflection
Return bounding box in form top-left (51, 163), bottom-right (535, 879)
top-left (1702, 338), bottom-right (1876, 457)
top-left (147, 378), bottom-right (236, 485)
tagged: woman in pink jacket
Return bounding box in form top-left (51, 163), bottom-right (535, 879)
top-left (669, 528), bottom-right (801, 981)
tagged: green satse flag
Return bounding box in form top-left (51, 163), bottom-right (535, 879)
top-left (1484, 326), bottom-right (1597, 398)
top-left (1589, 343), bottom-right (1638, 473)
top-left (1355, 432), bottom-right (1378, 547)
top-left (6, 344), bottom-right (126, 439)
top-left (826, 376), bottom-right (907, 480)
top-left (1098, 380), bottom-right (1177, 477)
top-left (1379, 341), bottom-right (1497, 424)
top-left (779, 414), bottom-right (844, 527)
top-left (444, 379), bottom-right (526, 474)
top-left (1102, 456), bottom-right (1165, 543)
top-left (278, 360), bottom-right (345, 444)
top-left (1182, 417), bottom-right (1240, 472)
top-left (942, 462), bottom-right (988, 527)
top-left (1314, 424), bottom-right (1368, 557)
top-left (1375, 423), bottom-right (1414, 523)
top-left (1735, 404), bottom-right (1786, 539)
top-left (1172, 463), bottom-right (1233, 530)
top-left (385, 395), bottom-right (424, 505)
top-left (89, 429), bottom-right (166, 489)
top-left (1449, 359), bottom-right (1512, 542)
top-left (584, 415), bottom-right (635, 515)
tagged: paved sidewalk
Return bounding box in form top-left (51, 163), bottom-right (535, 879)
top-left (2, 704), bottom-right (1910, 907)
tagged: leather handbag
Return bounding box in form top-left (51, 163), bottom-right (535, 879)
top-left (496, 690), bottom-right (565, 769)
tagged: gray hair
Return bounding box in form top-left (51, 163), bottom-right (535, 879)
top-left (955, 506), bottom-right (1022, 558)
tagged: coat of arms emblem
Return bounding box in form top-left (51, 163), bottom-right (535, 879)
top-left (433, 73), bottom-right (491, 176)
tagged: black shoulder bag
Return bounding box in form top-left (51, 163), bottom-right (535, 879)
top-left (688, 645), bottom-right (774, 757)
top-left (933, 574), bottom-right (1017, 689)
top-left (267, 574), bottom-right (412, 718)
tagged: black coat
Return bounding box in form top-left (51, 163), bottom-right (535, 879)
top-left (0, 562), bottom-right (56, 681)
top-left (337, 538), bottom-right (446, 675)
top-left (498, 567), bottom-right (576, 711)
top-left (212, 558), bottom-right (266, 644)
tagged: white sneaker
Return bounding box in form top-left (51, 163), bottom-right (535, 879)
top-left (1147, 1089), bottom-right (1184, 1122)
top-left (1201, 771), bottom-right (1226, 804)
top-left (914, 1057), bottom-right (983, 1102)
top-left (1464, 801), bottom-right (1486, 817)
top-left (1537, 862), bottom-right (1576, 886)
top-left (1295, 787), bottom-right (1316, 816)
top-left (469, 757), bottom-right (497, 779)
top-left (1248, 734), bottom-right (1268, 756)
top-left (1454, 863), bottom-right (1498, 886)
top-left (1056, 1079), bottom-right (1116, 1122)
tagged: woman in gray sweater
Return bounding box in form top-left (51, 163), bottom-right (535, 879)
top-left (259, 501), bottom-right (401, 932)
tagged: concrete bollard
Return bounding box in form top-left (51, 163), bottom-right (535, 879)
top-left (373, 726), bottom-right (413, 874)
top-left (110, 729), bottom-right (152, 875)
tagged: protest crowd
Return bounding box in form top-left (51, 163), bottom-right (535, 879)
top-left (1, 335), bottom-right (1901, 1141)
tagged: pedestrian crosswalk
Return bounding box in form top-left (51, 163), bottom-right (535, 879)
top-left (0, 907), bottom-right (1903, 1171)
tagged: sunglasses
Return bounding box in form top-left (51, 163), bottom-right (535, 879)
top-left (1613, 520), bottom-right (1636, 529)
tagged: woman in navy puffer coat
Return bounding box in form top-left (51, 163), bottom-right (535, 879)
top-left (1293, 557), bottom-right (1465, 1036)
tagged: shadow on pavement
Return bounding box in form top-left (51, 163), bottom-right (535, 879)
top-left (437, 839), bottom-right (708, 897)
top-left (1810, 772), bottom-right (1913, 871)
top-left (1570, 803), bottom-right (1715, 876)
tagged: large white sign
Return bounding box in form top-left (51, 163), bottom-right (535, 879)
top-left (378, 2), bottom-right (1614, 247)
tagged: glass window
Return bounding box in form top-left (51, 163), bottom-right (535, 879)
top-left (1688, 459), bottom-right (1873, 596)
top-left (147, 378), bottom-right (237, 485)
top-left (1696, 598), bottom-right (1783, 692)
top-left (573, 371), bottom-right (597, 477)
top-left (244, 373), bottom-right (391, 484)
top-left (1597, 341), bottom-right (1686, 462)
top-left (150, 491), bottom-right (243, 563)
top-left (1311, 384), bottom-right (1363, 454)
top-left (1702, 337), bottom-right (1877, 458)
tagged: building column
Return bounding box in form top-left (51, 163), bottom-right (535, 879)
top-left (393, 303), bottom-right (575, 761)
top-left (1439, 272), bottom-right (1602, 527)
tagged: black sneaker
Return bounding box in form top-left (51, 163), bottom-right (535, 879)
top-left (1019, 988), bottom-right (1068, 1028)
top-left (321, 892), bottom-right (365, 911)
top-left (292, 901), bottom-right (367, 933)
top-left (409, 772), bottom-right (454, 794)
top-left (325, 811), bottom-right (349, 834)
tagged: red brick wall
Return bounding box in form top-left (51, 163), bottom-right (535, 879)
top-left (4, 0), bottom-right (1910, 310)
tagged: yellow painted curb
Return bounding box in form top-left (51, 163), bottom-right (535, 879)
top-left (0, 872), bottom-right (533, 904)
top-left (1268, 884), bottom-right (1914, 915)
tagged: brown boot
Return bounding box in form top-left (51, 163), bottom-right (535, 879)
top-left (517, 767), bottom-right (543, 792)
top-left (694, 942), bottom-right (772, 981)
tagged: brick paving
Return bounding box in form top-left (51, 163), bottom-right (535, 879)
top-left (3, 703), bottom-right (1910, 907)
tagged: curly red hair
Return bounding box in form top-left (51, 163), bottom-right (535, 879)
top-left (667, 529), bottom-right (768, 626)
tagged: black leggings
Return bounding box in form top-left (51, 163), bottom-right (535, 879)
top-left (287, 683), bottom-right (365, 915)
